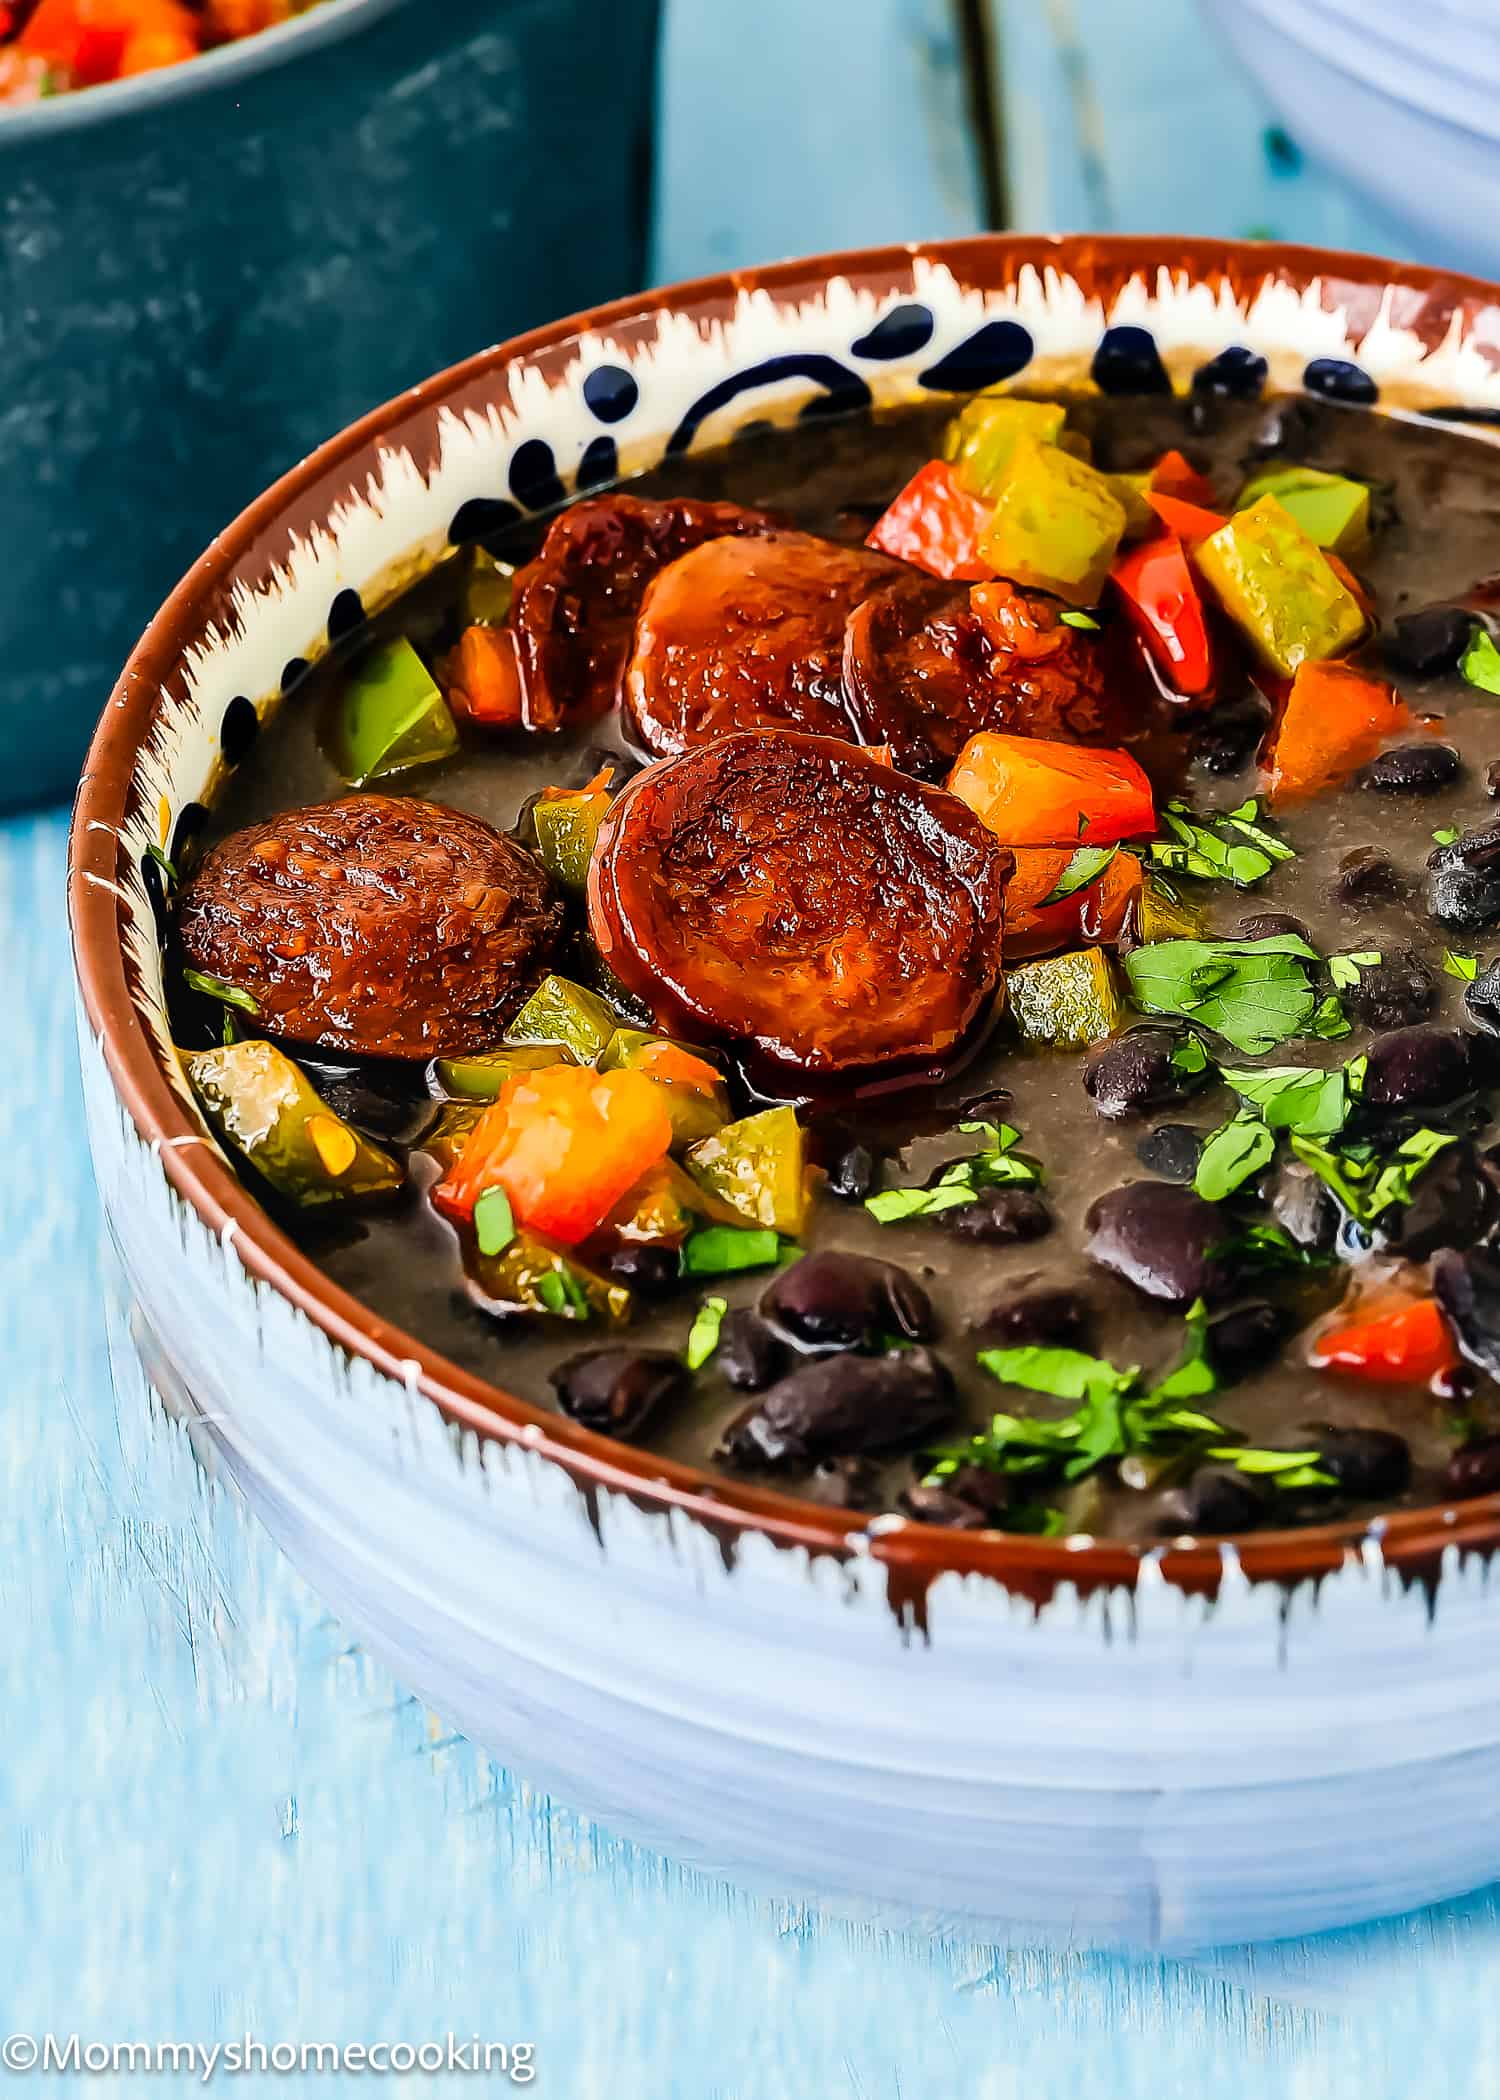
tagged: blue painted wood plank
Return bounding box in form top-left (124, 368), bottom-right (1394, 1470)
top-left (992, 0), bottom-right (1413, 256)
top-left (651, 0), bottom-right (986, 286)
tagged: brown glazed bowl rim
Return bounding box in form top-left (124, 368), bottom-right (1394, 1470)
top-left (69, 233), bottom-right (1500, 1605)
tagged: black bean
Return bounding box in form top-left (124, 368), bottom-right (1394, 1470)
top-left (974, 1285), bottom-right (1092, 1347)
top-left (1194, 696), bottom-right (1272, 776)
top-left (1391, 1141), bottom-right (1495, 1259)
top-left (1155, 1467), bottom-right (1266, 1536)
top-left (1487, 759), bottom-right (1500, 799)
top-left (1313, 1427), bottom-right (1411, 1499)
top-left (1084, 1182), bottom-right (1231, 1304)
top-left (1336, 846), bottom-right (1408, 904)
top-left (1434, 1246), bottom-right (1500, 1378)
top-left (1247, 396), bottom-right (1324, 458)
top-left (940, 1187), bottom-right (1053, 1244)
top-left (1267, 1158), bottom-right (1338, 1252)
top-left (1442, 1435), bottom-right (1500, 1502)
top-left (603, 1242), bottom-right (682, 1299)
top-left (1427, 819), bottom-right (1500, 930)
top-left (902, 1462), bottom-right (1009, 1530)
top-left (1206, 1301), bottom-right (1286, 1381)
top-left (1465, 961), bottom-right (1500, 1035)
top-left (1341, 947), bottom-right (1435, 1030)
top-left (825, 1142), bottom-right (878, 1201)
top-left (1382, 606), bottom-right (1473, 678)
top-left (549, 1348), bottom-right (691, 1439)
top-left (1084, 1028), bottom-right (1202, 1119)
top-left (1361, 1025), bottom-right (1473, 1110)
top-left (1137, 1123), bottom-right (1202, 1182)
top-left (717, 1309), bottom-right (786, 1392)
top-left (1359, 742), bottom-right (1463, 795)
top-left (761, 1250), bottom-right (934, 1351)
top-left (802, 1456), bottom-right (879, 1509)
top-left (720, 1347), bottom-right (954, 1467)
top-left (1237, 911), bottom-right (1311, 943)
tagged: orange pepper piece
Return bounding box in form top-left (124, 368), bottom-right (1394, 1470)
top-left (1150, 449), bottom-right (1218, 507)
top-left (1003, 847), bottom-right (1142, 959)
top-left (1266, 661), bottom-right (1410, 804)
top-left (865, 460), bottom-right (993, 582)
top-left (434, 1066), bottom-right (673, 1246)
top-left (442, 624), bottom-right (524, 729)
top-left (630, 1041), bottom-right (723, 1096)
top-left (946, 731), bottom-right (1155, 847)
top-left (1144, 492), bottom-right (1226, 544)
top-left (1310, 1297), bottom-right (1459, 1384)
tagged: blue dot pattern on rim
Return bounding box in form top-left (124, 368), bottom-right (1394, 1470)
top-left (448, 497), bottom-right (522, 544)
top-left (1304, 357), bottom-right (1378, 405)
top-left (509, 439), bottom-right (567, 512)
top-left (219, 696), bottom-right (259, 769)
top-left (666, 354), bottom-right (870, 455)
top-left (583, 365), bottom-right (640, 424)
top-left (280, 657), bottom-right (310, 695)
top-left (140, 851), bottom-right (170, 941)
top-left (1193, 346), bottom-right (1268, 400)
top-left (170, 802), bottom-right (208, 871)
top-left (326, 588), bottom-right (364, 645)
top-left (851, 304), bottom-right (935, 360)
top-left (918, 320), bottom-right (1032, 393)
top-left (576, 435), bottom-right (619, 490)
top-left (1092, 325), bottom-right (1171, 395)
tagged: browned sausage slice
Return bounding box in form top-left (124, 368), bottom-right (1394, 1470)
top-left (510, 493), bottom-right (776, 730)
top-left (587, 733), bottom-right (1010, 1078)
top-left (621, 530), bottom-right (904, 759)
top-left (175, 794), bottom-right (562, 1060)
top-left (842, 574), bottom-right (1131, 776)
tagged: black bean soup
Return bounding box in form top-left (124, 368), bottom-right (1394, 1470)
top-left (166, 385), bottom-right (1500, 1543)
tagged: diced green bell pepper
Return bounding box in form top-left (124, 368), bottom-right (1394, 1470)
top-left (465, 1229), bottom-right (631, 1325)
top-left (684, 1105), bottom-right (807, 1235)
top-left (597, 1029), bottom-right (730, 1146)
top-left (185, 1039), bottom-right (403, 1207)
top-left (1006, 948), bottom-right (1124, 1047)
top-left (433, 1042), bottom-right (575, 1102)
top-left (978, 438), bottom-right (1128, 607)
top-left (941, 395), bottom-right (1067, 498)
top-left (531, 789), bottom-right (609, 894)
top-left (506, 975), bottom-right (619, 1063)
top-left (1235, 465), bottom-right (1370, 553)
top-left (463, 546), bottom-right (517, 627)
top-left (332, 636), bottom-right (458, 787)
top-left (1194, 496), bottom-right (1366, 677)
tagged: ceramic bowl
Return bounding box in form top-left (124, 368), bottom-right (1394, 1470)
top-left (69, 235), bottom-right (1500, 1952)
top-left (1, 0), bottom-right (660, 813)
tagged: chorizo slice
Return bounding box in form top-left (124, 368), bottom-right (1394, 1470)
top-left (510, 493), bottom-right (776, 730)
top-left (587, 733), bottom-right (1010, 1078)
top-left (842, 574), bottom-right (1132, 777)
top-left (175, 793), bottom-right (562, 1061)
top-left (621, 530), bottom-right (904, 759)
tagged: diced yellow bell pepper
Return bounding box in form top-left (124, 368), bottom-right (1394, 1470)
top-left (1235, 466), bottom-right (1370, 553)
top-left (186, 1040), bottom-right (403, 1207)
top-left (1194, 495), bottom-right (1366, 677)
top-left (978, 438), bottom-right (1128, 607)
top-left (1134, 871), bottom-right (1207, 943)
top-left (506, 974), bottom-right (619, 1063)
top-left (941, 394), bottom-right (1067, 499)
top-left (684, 1105), bottom-right (807, 1236)
top-left (1006, 948), bottom-right (1124, 1048)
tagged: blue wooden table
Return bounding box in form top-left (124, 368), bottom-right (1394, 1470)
top-left (9, 5), bottom-right (1497, 2094)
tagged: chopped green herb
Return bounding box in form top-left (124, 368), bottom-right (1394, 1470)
top-left (1445, 950), bottom-right (1480, 981)
top-left (220, 1009), bottom-right (238, 1048)
top-left (145, 842), bottom-right (177, 884)
top-left (679, 1226), bottom-right (783, 1276)
top-left (473, 1186), bottom-right (516, 1258)
top-left (536, 1272), bottom-right (567, 1316)
top-left (1289, 1126), bottom-right (1458, 1225)
top-left (865, 1121), bottom-right (1041, 1224)
top-left (1192, 1113), bottom-right (1277, 1201)
top-left (183, 968), bottom-right (260, 1016)
top-left (1143, 1299), bottom-right (1218, 1408)
top-left (1038, 842), bottom-right (1121, 907)
top-left (684, 1295), bottom-right (729, 1371)
top-left (1122, 935), bottom-right (1324, 1055)
top-left (1460, 625), bottom-right (1500, 695)
top-left (1170, 1034), bottom-right (1211, 1079)
top-left (1215, 1218), bottom-right (1327, 1272)
top-left (1433, 826), bottom-right (1461, 848)
top-left (1308, 994), bottom-right (1351, 1041)
top-left (1206, 1446), bottom-right (1335, 1487)
top-left (1059, 609), bottom-right (1100, 630)
top-left (1346, 1053), bottom-right (1368, 1095)
top-left (1217, 1062), bottom-right (1348, 1135)
top-left (1327, 950), bottom-right (1381, 990)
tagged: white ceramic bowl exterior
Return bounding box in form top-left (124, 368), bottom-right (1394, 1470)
top-left (72, 244), bottom-right (1500, 1950)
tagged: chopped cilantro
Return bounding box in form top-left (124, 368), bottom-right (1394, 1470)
top-left (1444, 950), bottom-right (1480, 981)
top-left (1059, 609), bottom-right (1100, 630)
top-left (1433, 826), bottom-right (1461, 847)
top-left (1170, 1034), bottom-right (1211, 1078)
top-left (1192, 1113), bottom-right (1276, 1201)
top-left (1217, 1061), bottom-right (1348, 1135)
top-left (145, 842), bottom-right (177, 884)
top-left (1327, 950), bottom-right (1381, 990)
top-left (1039, 842), bottom-right (1120, 906)
top-left (865, 1120), bottom-right (1041, 1225)
top-left (1460, 625), bottom-right (1500, 695)
top-left (1289, 1127), bottom-right (1457, 1225)
top-left (1147, 798), bottom-right (1291, 889)
top-left (1122, 934), bottom-right (1324, 1055)
top-left (473, 1186), bottom-right (516, 1258)
top-left (1206, 1446), bottom-right (1335, 1487)
top-left (183, 968), bottom-right (260, 1015)
top-left (679, 1226), bottom-right (783, 1276)
top-left (684, 1295), bottom-right (728, 1371)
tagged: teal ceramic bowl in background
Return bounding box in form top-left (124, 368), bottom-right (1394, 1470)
top-left (1, 0), bottom-right (660, 812)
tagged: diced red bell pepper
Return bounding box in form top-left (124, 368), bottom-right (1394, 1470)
top-left (1144, 492), bottom-right (1226, 544)
top-left (946, 731), bottom-right (1155, 847)
top-left (1003, 847), bottom-right (1143, 959)
top-left (1111, 533), bottom-right (1216, 699)
top-left (1309, 1296), bottom-right (1459, 1384)
top-left (865, 460), bottom-right (993, 581)
top-left (442, 623), bottom-right (524, 728)
top-left (433, 1066), bottom-right (673, 1246)
top-left (1150, 449), bottom-right (1218, 508)
top-left (20, 0), bottom-right (196, 81)
top-left (1266, 661), bottom-right (1410, 804)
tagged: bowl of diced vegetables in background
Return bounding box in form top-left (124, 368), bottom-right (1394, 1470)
top-left (1201, 0), bottom-right (1500, 275)
top-left (0, 0), bottom-right (661, 812)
